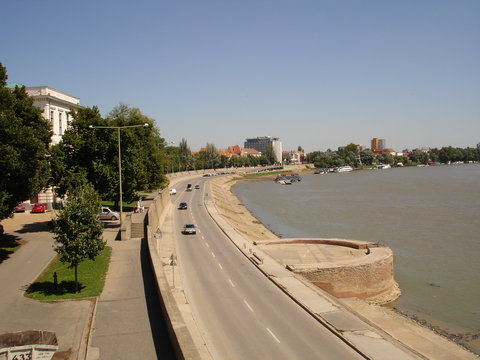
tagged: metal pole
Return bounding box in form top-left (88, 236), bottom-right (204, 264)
top-left (118, 127), bottom-right (123, 231)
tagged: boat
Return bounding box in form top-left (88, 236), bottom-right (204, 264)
top-left (334, 166), bottom-right (353, 173)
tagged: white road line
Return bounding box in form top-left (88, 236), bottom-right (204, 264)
top-left (266, 328), bottom-right (281, 343)
top-left (229, 279), bottom-right (235, 287)
top-left (243, 300), bottom-right (254, 313)
top-left (211, 252), bottom-right (216, 258)
top-left (205, 242), bottom-right (209, 247)
top-left (218, 263), bottom-right (223, 270)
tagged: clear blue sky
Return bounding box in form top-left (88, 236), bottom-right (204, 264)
top-left (2, 0), bottom-right (479, 152)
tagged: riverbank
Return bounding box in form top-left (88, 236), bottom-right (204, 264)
top-left (209, 173), bottom-right (478, 359)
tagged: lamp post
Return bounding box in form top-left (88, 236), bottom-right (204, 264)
top-left (89, 123), bottom-right (149, 232)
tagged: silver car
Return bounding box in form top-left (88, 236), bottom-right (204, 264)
top-left (100, 207), bottom-right (120, 220)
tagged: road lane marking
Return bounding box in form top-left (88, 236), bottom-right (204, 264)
top-left (229, 279), bottom-right (235, 287)
top-left (205, 242), bottom-right (209, 247)
top-left (266, 328), bottom-right (281, 343)
top-left (218, 263), bottom-right (223, 270)
top-left (243, 300), bottom-right (254, 313)
top-left (211, 252), bottom-right (216, 258)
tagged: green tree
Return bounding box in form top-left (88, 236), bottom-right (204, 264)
top-left (52, 183), bottom-right (105, 293)
top-left (178, 138), bottom-right (193, 171)
top-left (0, 63), bottom-right (52, 220)
top-left (265, 144), bottom-right (277, 165)
top-left (50, 104), bottom-right (168, 206)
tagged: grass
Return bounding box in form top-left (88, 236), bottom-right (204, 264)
top-left (25, 246), bottom-right (111, 301)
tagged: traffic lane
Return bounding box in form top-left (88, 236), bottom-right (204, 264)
top-left (175, 184), bottom-right (362, 359)
top-left (192, 204), bottom-right (362, 359)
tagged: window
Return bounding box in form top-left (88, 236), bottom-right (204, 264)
top-left (50, 110), bottom-right (54, 123)
top-left (59, 112), bottom-right (62, 134)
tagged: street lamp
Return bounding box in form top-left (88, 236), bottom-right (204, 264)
top-left (89, 123), bottom-right (149, 232)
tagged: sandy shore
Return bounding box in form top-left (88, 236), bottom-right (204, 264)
top-left (209, 173), bottom-right (479, 358)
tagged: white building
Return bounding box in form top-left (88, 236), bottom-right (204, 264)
top-left (25, 86), bottom-right (81, 207)
top-left (244, 136), bottom-right (283, 164)
top-left (25, 86), bottom-right (81, 145)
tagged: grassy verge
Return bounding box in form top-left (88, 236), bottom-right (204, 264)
top-left (25, 246), bottom-right (111, 301)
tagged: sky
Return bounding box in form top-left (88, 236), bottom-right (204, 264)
top-left (2, 0), bottom-right (479, 152)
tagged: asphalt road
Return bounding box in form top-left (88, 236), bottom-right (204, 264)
top-left (172, 177), bottom-right (364, 360)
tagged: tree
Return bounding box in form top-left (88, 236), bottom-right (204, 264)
top-left (52, 183), bottom-right (105, 293)
top-left (0, 63), bottom-right (52, 220)
top-left (50, 104), bottom-right (168, 206)
top-left (178, 138), bottom-right (192, 171)
top-left (265, 144), bottom-right (277, 165)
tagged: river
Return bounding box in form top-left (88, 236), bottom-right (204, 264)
top-left (232, 164), bottom-right (480, 348)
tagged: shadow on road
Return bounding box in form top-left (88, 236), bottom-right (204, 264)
top-left (16, 220), bottom-right (52, 234)
top-left (0, 234), bottom-right (23, 263)
top-left (140, 238), bottom-right (176, 359)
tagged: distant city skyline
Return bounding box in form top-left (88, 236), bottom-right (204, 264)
top-left (2, 1), bottom-right (479, 153)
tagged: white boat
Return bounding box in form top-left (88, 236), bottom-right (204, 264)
top-left (335, 166), bottom-right (353, 173)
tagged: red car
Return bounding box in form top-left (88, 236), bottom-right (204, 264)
top-left (31, 203), bottom-right (46, 213)
top-left (14, 203), bottom-right (26, 212)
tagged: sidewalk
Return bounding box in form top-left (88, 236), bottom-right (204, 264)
top-left (87, 221), bottom-right (175, 359)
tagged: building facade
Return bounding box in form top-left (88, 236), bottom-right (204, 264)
top-left (25, 86), bottom-right (81, 145)
top-left (26, 86), bottom-right (81, 207)
top-left (371, 138), bottom-right (386, 151)
top-left (244, 136), bottom-right (282, 164)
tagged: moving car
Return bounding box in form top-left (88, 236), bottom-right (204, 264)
top-left (194, 184), bottom-right (200, 189)
top-left (31, 203), bottom-right (46, 213)
top-left (14, 203), bottom-right (26, 212)
top-left (186, 184), bottom-right (193, 191)
top-left (169, 188), bottom-right (177, 195)
top-left (182, 224), bottom-right (196, 234)
top-left (99, 207), bottom-right (119, 220)
top-left (178, 202), bottom-right (188, 210)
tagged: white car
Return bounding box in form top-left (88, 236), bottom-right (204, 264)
top-left (169, 188), bottom-right (177, 195)
top-left (182, 224), bottom-right (196, 235)
top-left (99, 207), bottom-right (119, 221)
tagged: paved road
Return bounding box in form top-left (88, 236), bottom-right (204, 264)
top-left (173, 178), bottom-right (364, 360)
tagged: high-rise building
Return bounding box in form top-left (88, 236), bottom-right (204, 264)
top-left (371, 138), bottom-right (386, 150)
top-left (244, 136), bottom-right (282, 163)
top-left (378, 139), bottom-right (386, 150)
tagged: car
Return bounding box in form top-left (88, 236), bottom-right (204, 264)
top-left (186, 184), bottom-right (193, 191)
top-left (182, 224), bottom-right (196, 234)
top-left (178, 202), bottom-right (188, 210)
top-left (194, 184), bottom-right (200, 189)
top-left (169, 188), bottom-right (177, 195)
top-left (14, 203), bottom-right (26, 212)
top-left (0, 224), bottom-right (4, 236)
top-left (99, 206), bottom-right (120, 220)
top-left (31, 203), bottom-right (46, 213)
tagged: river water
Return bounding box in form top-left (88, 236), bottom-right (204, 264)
top-left (232, 164), bottom-right (480, 339)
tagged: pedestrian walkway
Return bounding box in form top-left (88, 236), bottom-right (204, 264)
top-left (88, 225), bottom-right (175, 360)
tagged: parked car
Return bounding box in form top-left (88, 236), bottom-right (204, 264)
top-left (169, 188), bottom-right (177, 195)
top-left (99, 207), bottom-right (119, 221)
top-left (178, 202), bottom-right (188, 210)
top-left (14, 203), bottom-right (26, 212)
top-left (31, 203), bottom-right (46, 213)
top-left (182, 224), bottom-right (196, 234)
top-left (194, 184), bottom-right (200, 189)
